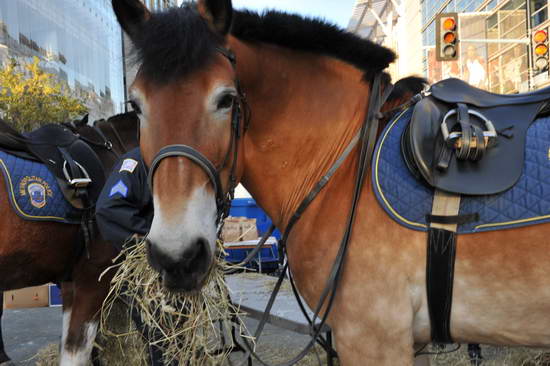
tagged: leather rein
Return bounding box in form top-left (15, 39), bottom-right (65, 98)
top-left (145, 45), bottom-right (393, 366)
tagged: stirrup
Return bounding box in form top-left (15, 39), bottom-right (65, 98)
top-left (440, 108), bottom-right (497, 161)
top-left (62, 160), bottom-right (92, 188)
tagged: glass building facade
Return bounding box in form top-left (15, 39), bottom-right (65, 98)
top-left (0, 0), bottom-right (125, 119)
top-left (143, 0), bottom-right (177, 11)
top-left (422, 0), bottom-right (550, 92)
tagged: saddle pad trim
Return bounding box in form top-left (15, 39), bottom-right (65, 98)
top-left (374, 108), bottom-right (428, 230)
top-left (474, 215), bottom-right (550, 230)
top-left (0, 158), bottom-right (72, 222)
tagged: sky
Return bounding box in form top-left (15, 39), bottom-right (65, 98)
top-left (178, 1), bottom-right (357, 29)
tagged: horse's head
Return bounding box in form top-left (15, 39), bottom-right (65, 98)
top-left (113, 0), bottom-right (243, 292)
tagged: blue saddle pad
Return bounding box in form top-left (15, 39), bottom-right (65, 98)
top-left (0, 150), bottom-right (81, 224)
top-left (372, 107), bottom-right (550, 234)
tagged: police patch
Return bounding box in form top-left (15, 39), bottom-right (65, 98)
top-left (109, 179), bottom-right (128, 198)
top-left (28, 182), bottom-right (46, 208)
top-left (120, 158), bottom-right (138, 173)
top-left (18, 176), bottom-right (53, 209)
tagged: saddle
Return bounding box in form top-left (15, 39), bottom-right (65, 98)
top-left (402, 78), bottom-right (550, 195)
top-left (0, 119), bottom-right (105, 209)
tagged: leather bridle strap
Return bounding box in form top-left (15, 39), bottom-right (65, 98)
top-left (107, 122), bottom-right (128, 154)
top-left (147, 144), bottom-right (226, 221)
top-left (146, 47), bottom-right (246, 225)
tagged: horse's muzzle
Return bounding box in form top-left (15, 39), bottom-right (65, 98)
top-left (146, 237), bottom-right (212, 293)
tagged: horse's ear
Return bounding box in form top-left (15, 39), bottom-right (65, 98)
top-left (75, 114), bottom-right (88, 127)
top-left (112, 0), bottom-right (151, 40)
top-left (197, 0), bottom-right (233, 36)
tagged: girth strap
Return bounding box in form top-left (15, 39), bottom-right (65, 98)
top-left (426, 228), bottom-right (457, 344)
top-left (426, 190), bottom-right (460, 344)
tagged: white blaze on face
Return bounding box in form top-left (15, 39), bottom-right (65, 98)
top-left (148, 184), bottom-right (217, 261)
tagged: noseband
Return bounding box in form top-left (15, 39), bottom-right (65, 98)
top-left (147, 47), bottom-right (247, 225)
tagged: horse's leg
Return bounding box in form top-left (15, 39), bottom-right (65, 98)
top-left (331, 312), bottom-right (416, 366)
top-left (60, 281), bottom-right (75, 363)
top-left (59, 244), bottom-right (114, 366)
top-left (0, 292), bottom-right (10, 364)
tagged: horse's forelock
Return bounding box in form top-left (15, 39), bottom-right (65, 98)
top-left (131, 5), bottom-right (223, 85)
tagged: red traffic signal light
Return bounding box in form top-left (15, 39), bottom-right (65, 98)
top-left (533, 29), bottom-right (549, 72)
top-left (436, 13), bottom-right (459, 61)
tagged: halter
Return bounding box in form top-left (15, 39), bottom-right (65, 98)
top-left (147, 47), bottom-right (247, 225)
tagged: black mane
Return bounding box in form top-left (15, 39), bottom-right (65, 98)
top-left (232, 11), bottom-right (395, 78)
top-left (132, 5), bottom-right (395, 84)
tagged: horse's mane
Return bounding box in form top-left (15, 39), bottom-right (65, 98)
top-left (107, 111), bottom-right (138, 123)
top-left (232, 11), bottom-right (395, 79)
top-left (130, 5), bottom-right (395, 84)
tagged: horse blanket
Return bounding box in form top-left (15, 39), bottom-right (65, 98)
top-left (0, 150), bottom-right (81, 224)
top-left (373, 107), bottom-right (550, 234)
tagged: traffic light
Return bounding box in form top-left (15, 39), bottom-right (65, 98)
top-left (533, 29), bottom-right (549, 73)
top-left (436, 13), bottom-right (459, 61)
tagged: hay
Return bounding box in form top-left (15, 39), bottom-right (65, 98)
top-left (33, 343), bottom-right (58, 366)
top-left (100, 237), bottom-right (245, 365)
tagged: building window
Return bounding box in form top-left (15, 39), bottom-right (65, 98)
top-left (531, 0), bottom-right (548, 26)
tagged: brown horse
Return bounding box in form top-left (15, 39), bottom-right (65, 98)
top-left (112, 1), bottom-right (550, 365)
top-left (0, 112), bottom-right (138, 365)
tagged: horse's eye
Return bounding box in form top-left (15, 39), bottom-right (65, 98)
top-left (217, 94), bottom-right (235, 110)
top-left (129, 100), bottom-right (142, 115)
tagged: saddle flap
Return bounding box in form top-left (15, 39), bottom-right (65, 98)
top-left (406, 96), bottom-right (542, 195)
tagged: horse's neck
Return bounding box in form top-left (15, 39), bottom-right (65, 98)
top-left (231, 38), bottom-right (371, 231)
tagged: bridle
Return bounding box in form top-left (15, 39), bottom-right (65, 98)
top-left (147, 46), bottom-right (248, 226)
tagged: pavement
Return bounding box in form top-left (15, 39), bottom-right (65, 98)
top-left (0, 307), bottom-right (323, 366)
top-left (1, 307), bottom-right (62, 365)
top-left (0, 273), bottom-right (330, 365)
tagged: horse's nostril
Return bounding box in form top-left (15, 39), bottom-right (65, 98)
top-left (146, 239), bottom-right (178, 272)
top-left (181, 238), bottom-right (208, 267)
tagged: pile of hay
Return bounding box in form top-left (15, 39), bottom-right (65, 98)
top-left (100, 238), bottom-right (244, 366)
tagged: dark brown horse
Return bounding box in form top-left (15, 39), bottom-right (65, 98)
top-left (0, 112), bottom-right (138, 365)
top-left (111, 1), bottom-right (550, 365)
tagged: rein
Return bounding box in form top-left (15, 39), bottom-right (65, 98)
top-left (235, 73), bottom-right (394, 366)
top-left (147, 47), bottom-right (247, 225)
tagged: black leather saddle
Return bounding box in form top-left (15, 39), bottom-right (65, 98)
top-left (402, 78), bottom-right (550, 195)
top-left (0, 120), bottom-right (105, 209)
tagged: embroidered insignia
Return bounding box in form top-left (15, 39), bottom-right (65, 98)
top-left (27, 182), bottom-right (46, 208)
top-left (18, 176), bottom-right (53, 209)
top-left (109, 179), bottom-right (128, 198)
top-left (120, 158), bottom-right (138, 173)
